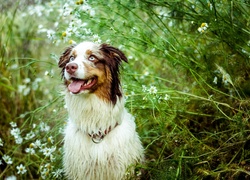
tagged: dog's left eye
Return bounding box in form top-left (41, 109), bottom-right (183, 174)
top-left (88, 56), bottom-right (96, 61)
top-left (69, 56), bottom-right (74, 61)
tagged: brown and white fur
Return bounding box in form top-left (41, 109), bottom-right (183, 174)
top-left (58, 41), bottom-right (144, 180)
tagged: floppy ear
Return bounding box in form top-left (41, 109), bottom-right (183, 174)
top-left (58, 45), bottom-right (75, 68)
top-left (100, 44), bottom-right (128, 104)
top-left (100, 44), bottom-right (128, 65)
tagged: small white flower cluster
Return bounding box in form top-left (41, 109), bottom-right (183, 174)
top-left (207, 0), bottom-right (213, 10)
top-left (17, 77), bottom-right (42, 96)
top-left (10, 122), bottom-right (23, 145)
top-left (142, 85), bottom-right (158, 94)
top-left (1, 120), bottom-right (64, 179)
top-left (142, 85), bottom-right (171, 102)
top-left (40, 163), bottom-right (63, 179)
top-left (215, 64), bottom-right (233, 86)
top-left (33, 0), bottom-right (100, 45)
top-left (198, 23), bottom-right (208, 33)
top-left (40, 122), bottom-right (51, 132)
top-left (41, 146), bottom-right (57, 160)
top-left (149, 86), bottom-right (158, 94)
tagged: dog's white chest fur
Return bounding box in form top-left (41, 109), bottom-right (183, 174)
top-left (63, 94), bottom-right (144, 180)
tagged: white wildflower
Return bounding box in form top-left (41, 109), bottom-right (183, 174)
top-left (215, 64), bottom-right (233, 86)
top-left (25, 147), bottom-right (35, 155)
top-left (0, 138), bottom-right (3, 146)
top-left (144, 71), bottom-right (149, 76)
top-left (213, 76), bottom-right (218, 84)
top-left (198, 23), bottom-right (208, 33)
top-left (93, 34), bottom-right (101, 43)
top-left (23, 87), bottom-right (31, 96)
top-left (128, 55), bottom-right (133, 59)
top-left (41, 146), bottom-right (56, 157)
top-left (69, 39), bottom-right (76, 45)
top-left (19, 113), bottom-right (26, 118)
top-left (5, 175), bottom-right (17, 180)
top-left (25, 131), bottom-right (35, 140)
top-left (164, 94), bottom-right (170, 101)
top-left (142, 85), bottom-right (147, 92)
top-left (15, 136), bottom-right (23, 144)
top-left (2, 155), bottom-right (13, 165)
top-left (168, 21), bottom-right (173, 27)
top-left (52, 168), bottom-right (64, 178)
top-left (18, 85), bottom-right (26, 93)
top-left (18, 85), bottom-right (30, 96)
top-left (84, 28), bottom-right (92, 35)
top-left (40, 168), bottom-right (49, 180)
top-left (89, 9), bottom-right (95, 17)
top-left (207, 1), bottom-right (213, 10)
top-left (10, 64), bottom-right (18, 70)
top-left (23, 78), bottom-right (31, 84)
top-left (47, 136), bottom-right (54, 144)
top-left (32, 124), bottom-right (37, 129)
top-left (32, 78), bottom-right (42, 90)
top-left (148, 86), bottom-right (158, 94)
top-left (47, 29), bottom-right (56, 41)
top-left (10, 122), bottom-right (17, 127)
top-left (10, 127), bottom-right (23, 144)
top-left (16, 164), bottom-right (27, 174)
top-left (10, 128), bottom-right (21, 137)
top-left (44, 71), bottom-right (49, 76)
top-left (34, 140), bottom-right (42, 148)
top-left (40, 122), bottom-right (50, 132)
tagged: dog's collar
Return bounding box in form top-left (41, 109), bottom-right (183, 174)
top-left (88, 122), bottom-right (119, 144)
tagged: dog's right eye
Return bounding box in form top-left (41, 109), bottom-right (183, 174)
top-left (69, 56), bottom-right (74, 61)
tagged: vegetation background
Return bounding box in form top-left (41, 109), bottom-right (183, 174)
top-left (1, 0), bottom-right (250, 179)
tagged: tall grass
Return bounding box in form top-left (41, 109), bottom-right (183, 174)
top-left (0, 2), bottom-right (65, 179)
top-left (0, 0), bottom-right (250, 179)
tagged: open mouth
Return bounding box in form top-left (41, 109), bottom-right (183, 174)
top-left (68, 77), bottom-right (97, 94)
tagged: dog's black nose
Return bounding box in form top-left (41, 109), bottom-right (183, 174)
top-left (66, 63), bottom-right (78, 74)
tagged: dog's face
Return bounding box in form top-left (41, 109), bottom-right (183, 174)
top-left (58, 41), bottom-right (127, 104)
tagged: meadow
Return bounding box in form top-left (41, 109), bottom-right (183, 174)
top-left (1, 0), bottom-right (250, 179)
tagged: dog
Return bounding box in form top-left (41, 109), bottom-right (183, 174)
top-left (58, 41), bottom-right (144, 179)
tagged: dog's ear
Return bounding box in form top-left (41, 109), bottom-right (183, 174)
top-left (58, 45), bottom-right (75, 68)
top-left (100, 44), bottom-right (128, 104)
top-left (100, 44), bottom-right (128, 65)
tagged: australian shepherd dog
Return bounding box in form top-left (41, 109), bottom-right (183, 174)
top-left (58, 41), bottom-right (144, 179)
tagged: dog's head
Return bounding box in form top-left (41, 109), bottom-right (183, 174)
top-left (58, 41), bottom-right (128, 104)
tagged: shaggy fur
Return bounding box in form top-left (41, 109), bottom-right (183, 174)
top-left (58, 41), bottom-right (144, 180)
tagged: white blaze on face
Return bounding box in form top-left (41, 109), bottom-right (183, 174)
top-left (64, 42), bottom-right (102, 94)
top-left (64, 42), bottom-right (99, 80)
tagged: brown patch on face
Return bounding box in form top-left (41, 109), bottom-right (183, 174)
top-left (93, 65), bottom-right (113, 102)
top-left (99, 44), bottom-right (128, 104)
top-left (72, 50), bottom-right (77, 57)
top-left (86, 49), bottom-right (92, 56)
top-left (81, 61), bottom-right (111, 102)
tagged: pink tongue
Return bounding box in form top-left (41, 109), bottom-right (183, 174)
top-left (68, 80), bottom-right (85, 94)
